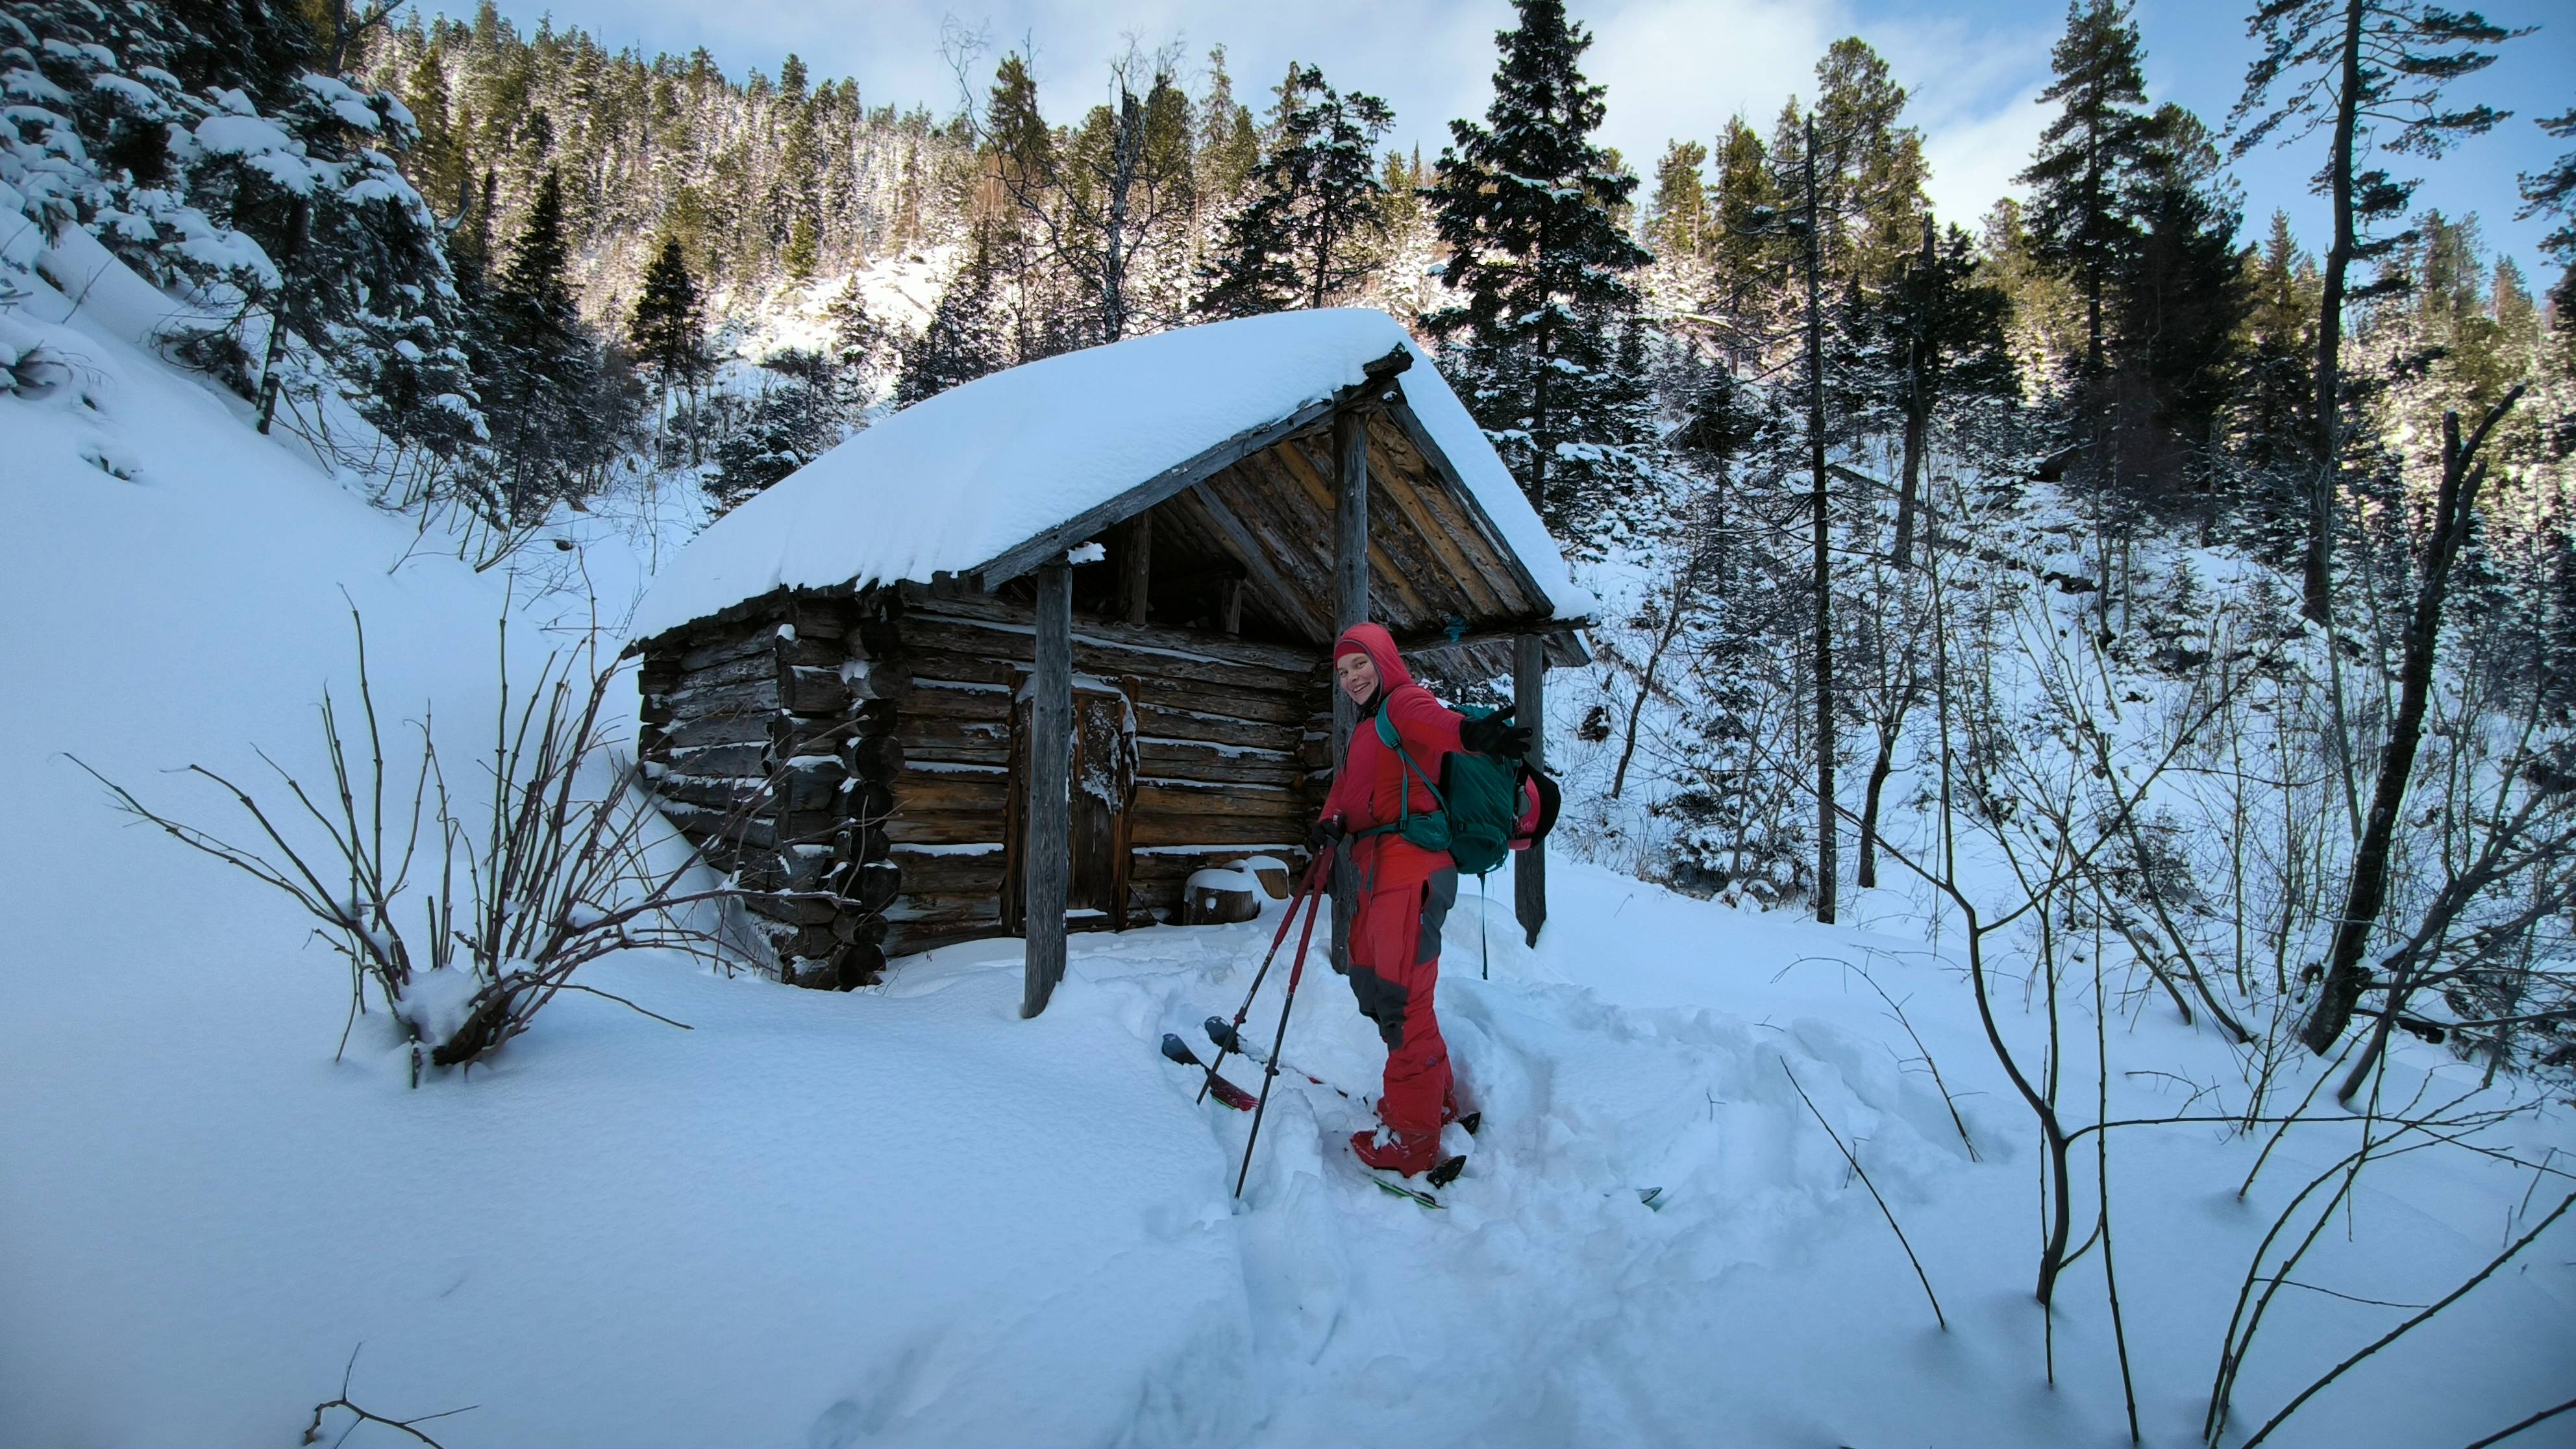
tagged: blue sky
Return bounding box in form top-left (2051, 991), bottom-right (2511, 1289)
top-left (444, 0), bottom-right (2571, 284)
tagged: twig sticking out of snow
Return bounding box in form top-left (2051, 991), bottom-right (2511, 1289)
top-left (1779, 1059), bottom-right (1948, 1333)
top-left (302, 1344), bottom-right (476, 1447)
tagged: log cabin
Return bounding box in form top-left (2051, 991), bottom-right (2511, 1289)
top-left (626, 309), bottom-right (1592, 1013)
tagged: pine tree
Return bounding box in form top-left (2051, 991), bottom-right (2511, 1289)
top-left (1194, 45), bottom-right (1259, 206)
top-left (629, 235), bottom-right (708, 424)
top-left (2233, 0), bottom-right (2525, 623)
top-left (1424, 0), bottom-right (1654, 532)
top-left (1196, 63), bottom-right (1393, 317)
top-left (1647, 140), bottom-right (1710, 260)
top-left (484, 166), bottom-right (619, 515)
top-left (2106, 104), bottom-right (2251, 507)
top-left (1810, 38), bottom-right (1927, 284)
top-left (2020, 0), bottom-right (2156, 390)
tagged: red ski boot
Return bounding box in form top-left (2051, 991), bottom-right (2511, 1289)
top-left (1350, 1126), bottom-right (1441, 1177)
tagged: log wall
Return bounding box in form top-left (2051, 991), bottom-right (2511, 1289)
top-left (884, 586), bottom-right (1330, 956)
top-left (641, 583), bottom-right (1333, 978)
top-left (638, 589), bottom-right (902, 989)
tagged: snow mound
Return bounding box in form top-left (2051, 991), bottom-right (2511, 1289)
top-left (629, 308), bottom-right (1594, 641)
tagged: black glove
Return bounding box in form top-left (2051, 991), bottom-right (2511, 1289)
top-left (1460, 713), bottom-right (1531, 758)
top-left (1306, 815), bottom-right (1346, 853)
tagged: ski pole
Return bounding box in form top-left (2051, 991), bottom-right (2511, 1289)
top-left (1204, 1017), bottom-right (1357, 1104)
top-left (1233, 867), bottom-right (1330, 1199)
top-left (1198, 845), bottom-right (1333, 1104)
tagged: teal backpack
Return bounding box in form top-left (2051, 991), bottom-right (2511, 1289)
top-left (1366, 703), bottom-right (1539, 878)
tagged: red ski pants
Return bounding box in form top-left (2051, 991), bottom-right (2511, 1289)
top-left (1345, 867), bottom-right (1457, 1138)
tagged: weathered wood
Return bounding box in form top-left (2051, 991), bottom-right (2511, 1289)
top-left (659, 712), bottom-right (779, 750)
top-left (886, 810), bottom-right (1008, 845)
top-left (1514, 632), bottom-right (1547, 947)
top-left (1367, 423), bottom-right (1511, 617)
top-left (890, 768), bottom-right (1013, 813)
top-left (1133, 780), bottom-right (1305, 816)
top-left (897, 616), bottom-right (1315, 701)
top-left (1132, 813), bottom-right (1311, 848)
top-left (972, 395), bottom-right (1343, 589)
top-left (1122, 512), bottom-right (1151, 626)
top-left (1183, 480), bottom-right (1334, 641)
top-left (665, 675), bottom-right (782, 717)
top-left (1023, 559), bottom-right (1072, 1017)
top-left (898, 587), bottom-right (1323, 670)
top-left (1396, 619), bottom-right (1592, 671)
top-left (661, 740), bottom-right (771, 779)
top-left (1136, 740), bottom-right (1303, 788)
top-left (1220, 578), bottom-right (1245, 636)
top-left (887, 845), bottom-right (1009, 896)
top-left (1133, 703), bottom-right (1306, 752)
top-left (1381, 397), bottom-right (1554, 612)
top-left (1274, 432), bottom-right (1439, 625)
top-left (1331, 404), bottom-right (1370, 972)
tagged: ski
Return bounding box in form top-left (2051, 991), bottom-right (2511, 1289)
top-left (1160, 1034), bottom-right (1257, 1111)
top-left (1359, 1153), bottom-right (1466, 1208)
top-left (1204, 1016), bottom-right (1482, 1136)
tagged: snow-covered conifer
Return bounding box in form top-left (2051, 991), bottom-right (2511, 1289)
top-left (1423, 0), bottom-right (1655, 538)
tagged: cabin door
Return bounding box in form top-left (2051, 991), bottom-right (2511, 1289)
top-left (1002, 679), bottom-right (1137, 934)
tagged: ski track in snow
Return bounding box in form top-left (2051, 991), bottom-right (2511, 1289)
top-left (4, 246), bottom-right (2573, 1449)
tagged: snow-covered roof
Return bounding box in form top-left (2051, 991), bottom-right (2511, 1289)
top-left (629, 309), bottom-right (1594, 644)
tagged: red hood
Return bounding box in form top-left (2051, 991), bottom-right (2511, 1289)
top-left (1333, 621), bottom-right (1416, 696)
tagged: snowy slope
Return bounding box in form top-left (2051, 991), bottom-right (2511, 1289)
top-left (5, 245), bottom-right (2573, 1449)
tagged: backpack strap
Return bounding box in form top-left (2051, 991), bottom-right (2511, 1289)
top-left (1354, 704), bottom-right (1446, 838)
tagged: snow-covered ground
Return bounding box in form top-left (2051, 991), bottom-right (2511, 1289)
top-left (5, 245), bottom-right (2573, 1448)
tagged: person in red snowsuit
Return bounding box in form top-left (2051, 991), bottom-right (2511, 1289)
top-left (1311, 622), bottom-right (1528, 1176)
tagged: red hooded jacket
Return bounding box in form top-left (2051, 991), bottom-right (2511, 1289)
top-left (1320, 622), bottom-right (1463, 892)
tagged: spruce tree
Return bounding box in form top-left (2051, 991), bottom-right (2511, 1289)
top-left (1196, 63), bottom-right (1393, 317)
top-left (2108, 105), bottom-right (2249, 506)
top-left (1424, 0), bottom-right (1654, 532)
top-left (629, 235), bottom-right (708, 421)
top-left (2233, 212), bottom-right (2322, 556)
top-left (1707, 116), bottom-right (1787, 368)
top-left (2020, 0), bottom-right (2155, 388)
top-left (484, 166), bottom-right (617, 515)
top-left (1194, 45), bottom-right (1259, 206)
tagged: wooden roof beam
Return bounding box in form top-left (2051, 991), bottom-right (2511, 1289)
top-left (969, 345), bottom-right (1412, 592)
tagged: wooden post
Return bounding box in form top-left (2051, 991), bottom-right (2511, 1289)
top-left (1219, 577), bottom-right (1245, 636)
top-left (1022, 558), bottom-right (1072, 1017)
top-left (1330, 408), bottom-right (1370, 972)
top-left (1122, 513), bottom-right (1152, 627)
top-left (1513, 632), bottom-right (1547, 947)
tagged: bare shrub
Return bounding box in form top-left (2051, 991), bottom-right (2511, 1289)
top-left (75, 601), bottom-right (845, 1082)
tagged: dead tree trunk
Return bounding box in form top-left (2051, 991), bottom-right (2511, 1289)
top-left (2301, 388), bottom-right (2523, 1056)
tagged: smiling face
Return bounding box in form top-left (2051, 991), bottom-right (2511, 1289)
top-left (1334, 649), bottom-right (1381, 706)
